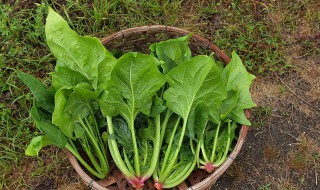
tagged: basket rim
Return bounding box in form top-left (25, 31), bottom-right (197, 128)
top-left (66, 25), bottom-right (250, 190)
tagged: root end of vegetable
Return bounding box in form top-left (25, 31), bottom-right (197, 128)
top-left (128, 177), bottom-right (145, 190)
top-left (154, 181), bottom-right (163, 190)
top-left (201, 163), bottom-right (216, 173)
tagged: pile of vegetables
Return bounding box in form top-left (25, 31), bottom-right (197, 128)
top-left (19, 8), bottom-right (255, 189)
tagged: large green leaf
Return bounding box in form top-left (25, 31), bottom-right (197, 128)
top-left (150, 35), bottom-right (192, 74)
top-left (163, 55), bottom-right (226, 121)
top-left (99, 52), bottom-right (166, 121)
top-left (45, 7), bottom-right (114, 89)
top-left (16, 70), bottom-right (54, 113)
top-left (221, 51), bottom-right (256, 125)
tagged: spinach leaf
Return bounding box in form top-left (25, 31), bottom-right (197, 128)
top-left (16, 70), bottom-right (54, 113)
top-left (51, 61), bottom-right (90, 90)
top-left (221, 51), bottom-right (256, 125)
top-left (164, 55), bottom-right (226, 121)
top-left (52, 88), bottom-right (76, 138)
top-left (25, 136), bottom-right (53, 156)
top-left (150, 35), bottom-right (192, 74)
top-left (45, 7), bottom-right (114, 89)
top-left (100, 52), bottom-right (166, 119)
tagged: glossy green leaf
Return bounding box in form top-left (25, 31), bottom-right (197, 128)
top-left (51, 61), bottom-right (90, 90)
top-left (52, 88), bottom-right (76, 138)
top-left (164, 55), bottom-right (226, 120)
top-left (45, 7), bottom-right (114, 89)
top-left (100, 52), bottom-right (166, 120)
top-left (150, 35), bottom-right (192, 74)
top-left (221, 51), bottom-right (256, 125)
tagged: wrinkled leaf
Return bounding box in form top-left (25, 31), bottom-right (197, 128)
top-left (112, 117), bottom-right (133, 153)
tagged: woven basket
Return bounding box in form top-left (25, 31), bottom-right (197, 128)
top-left (66, 25), bottom-right (250, 190)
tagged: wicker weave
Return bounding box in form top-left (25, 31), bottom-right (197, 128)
top-left (66, 25), bottom-right (250, 190)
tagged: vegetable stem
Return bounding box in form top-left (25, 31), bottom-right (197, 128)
top-left (159, 118), bottom-right (187, 182)
top-left (107, 116), bottom-right (136, 178)
top-left (214, 120), bottom-right (232, 167)
top-left (78, 117), bottom-right (108, 173)
top-left (129, 116), bottom-right (140, 176)
top-left (159, 117), bottom-right (180, 176)
top-left (210, 122), bottom-right (221, 162)
top-left (65, 142), bottom-right (105, 179)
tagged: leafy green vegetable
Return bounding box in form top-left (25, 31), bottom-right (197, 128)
top-left (16, 70), bottom-right (54, 113)
top-left (45, 7), bottom-right (114, 90)
top-left (150, 35), bottom-right (192, 74)
top-left (100, 52), bottom-right (166, 188)
top-left (19, 7), bottom-right (256, 189)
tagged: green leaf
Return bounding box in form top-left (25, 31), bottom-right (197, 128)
top-left (150, 35), bottom-right (192, 74)
top-left (112, 117), bottom-right (133, 153)
top-left (230, 108), bottom-right (251, 126)
top-left (45, 7), bottom-right (114, 89)
top-left (97, 58), bottom-right (117, 90)
top-left (220, 89), bottom-right (239, 119)
top-left (51, 61), bottom-right (90, 90)
top-left (222, 51), bottom-right (255, 109)
top-left (36, 121), bottom-right (67, 148)
top-left (164, 55), bottom-right (226, 121)
top-left (25, 136), bottom-right (53, 156)
top-left (221, 51), bottom-right (256, 125)
top-left (74, 123), bottom-right (85, 138)
top-left (150, 96), bottom-right (166, 117)
top-left (16, 70), bottom-right (54, 113)
top-left (99, 52), bottom-right (166, 121)
top-left (194, 102), bottom-right (210, 139)
top-left (30, 100), bottom-right (51, 130)
top-left (52, 88), bottom-right (76, 138)
top-left (64, 84), bottom-right (100, 118)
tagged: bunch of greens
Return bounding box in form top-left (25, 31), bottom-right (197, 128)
top-left (17, 7), bottom-right (116, 179)
top-left (19, 7), bottom-right (255, 190)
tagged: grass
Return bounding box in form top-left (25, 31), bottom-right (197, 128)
top-left (1, 0), bottom-right (319, 189)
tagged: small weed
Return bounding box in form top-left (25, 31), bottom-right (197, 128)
top-left (259, 183), bottom-right (272, 190)
top-left (251, 106), bottom-right (272, 128)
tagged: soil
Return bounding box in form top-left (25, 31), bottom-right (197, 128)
top-left (212, 57), bottom-right (320, 190)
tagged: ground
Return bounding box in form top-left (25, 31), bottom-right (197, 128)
top-left (0, 0), bottom-right (319, 190)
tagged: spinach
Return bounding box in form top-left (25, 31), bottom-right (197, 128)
top-left (19, 7), bottom-right (256, 189)
top-left (99, 52), bottom-right (166, 188)
top-left (18, 7), bottom-right (114, 179)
